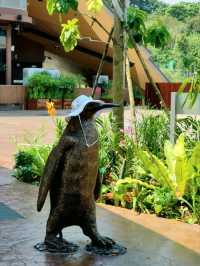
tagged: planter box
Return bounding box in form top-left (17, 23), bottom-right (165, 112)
top-left (26, 99), bottom-right (72, 110)
top-left (26, 99), bottom-right (37, 110)
top-left (63, 100), bottom-right (72, 109)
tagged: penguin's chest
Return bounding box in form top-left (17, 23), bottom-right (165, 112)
top-left (61, 126), bottom-right (99, 194)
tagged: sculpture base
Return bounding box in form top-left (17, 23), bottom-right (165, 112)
top-left (86, 242), bottom-right (127, 256)
top-left (34, 241), bottom-right (79, 254)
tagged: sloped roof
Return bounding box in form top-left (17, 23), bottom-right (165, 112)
top-left (25, 0), bottom-right (167, 89)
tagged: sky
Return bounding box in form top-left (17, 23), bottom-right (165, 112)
top-left (161, 0), bottom-right (200, 3)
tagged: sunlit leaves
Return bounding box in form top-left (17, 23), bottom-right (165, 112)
top-left (127, 7), bottom-right (146, 32)
top-left (127, 7), bottom-right (147, 45)
top-left (47, 0), bottom-right (55, 15)
top-left (60, 19), bottom-right (80, 52)
top-left (46, 0), bottom-right (78, 15)
top-left (178, 72), bottom-right (200, 108)
top-left (146, 24), bottom-right (170, 48)
top-left (87, 0), bottom-right (103, 13)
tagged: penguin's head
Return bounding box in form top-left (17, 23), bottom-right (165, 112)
top-left (81, 101), bottom-right (120, 119)
top-left (66, 95), bottom-right (120, 121)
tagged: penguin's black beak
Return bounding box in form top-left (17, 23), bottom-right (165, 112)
top-left (96, 102), bottom-right (120, 111)
top-left (83, 102), bottom-right (120, 116)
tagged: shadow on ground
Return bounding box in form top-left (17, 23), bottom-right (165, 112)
top-left (0, 169), bottom-right (199, 266)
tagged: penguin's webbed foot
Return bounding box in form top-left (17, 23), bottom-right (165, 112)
top-left (35, 235), bottom-right (79, 253)
top-left (92, 236), bottom-right (115, 248)
top-left (86, 236), bottom-right (127, 256)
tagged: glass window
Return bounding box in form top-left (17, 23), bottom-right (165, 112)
top-left (0, 0), bottom-right (27, 10)
top-left (0, 27), bottom-right (6, 84)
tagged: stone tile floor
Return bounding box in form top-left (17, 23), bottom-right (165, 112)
top-left (0, 168), bottom-right (200, 266)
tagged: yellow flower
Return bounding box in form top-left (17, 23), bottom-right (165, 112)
top-left (46, 100), bottom-right (56, 117)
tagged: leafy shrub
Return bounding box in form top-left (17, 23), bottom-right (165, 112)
top-left (144, 187), bottom-right (179, 218)
top-left (27, 72), bottom-right (84, 99)
top-left (13, 151), bottom-right (36, 183)
top-left (96, 114), bottom-right (119, 180)
top-left (55, 117), bottom-right (67, 141)
top-left (13, 145), bottom-right (52, 184)
top-left (136, 112), bottom-right (169, 158)
top-left (98, 116), bottom-right (200, 224)
top-left (176, 116), bottom-right (200, 151)
top-left (137, 134), bottom-right (200, 223)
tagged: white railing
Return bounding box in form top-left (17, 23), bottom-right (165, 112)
top-left (0, 0), bottom-right (27, 10)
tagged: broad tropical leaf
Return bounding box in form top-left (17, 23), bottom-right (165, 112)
top-left (164, 140), bottom-right (175, 178)
top-left (175, 157), bottom-right (193, 197)
top-left (190, 142), bottom-right (200, 172)
top-left (174, 134), bottom-right (186, 158)
top-left (60, 19), bottom-right (80, 52)
top-left (178, 73), bottom-right (200, 108)
top-left (87, 0), bottom-right (103, 13)
top-left (137, 149), bottom-right (174, 191)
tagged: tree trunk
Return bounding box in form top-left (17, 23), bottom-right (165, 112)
top-left (112, 11), bottom-right (125, 131)
top-left (126, 56), bottom-right (137, 143)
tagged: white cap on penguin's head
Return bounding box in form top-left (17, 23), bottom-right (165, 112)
top-left (65, 95), bottom-right (120, 120)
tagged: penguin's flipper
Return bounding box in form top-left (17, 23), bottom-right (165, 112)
top-left (94, 171), bottom-right (103, 200)
top-left (37, 135), bottom-right (78, 212)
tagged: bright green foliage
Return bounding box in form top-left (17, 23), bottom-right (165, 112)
top-left (130, 0), bottom-right (166, 14)
top-left (146, 24), bottom-right (170, 48)
top-left (87, 0), bottom-right (103, 13)
top-left (13, 145), bottom-right (52, 184)
top-left (176, 33), bottom-right (200, 74)
top-left (137, 149), bottom-right (174, 191)
top-left (47, 0), bottom-right (78, 15)
top-left (60, 19), bottom-right (80, 52)
top-left (26, 72), bottom-right (81, 99)
top-left (127, 7), bottom-right (147, 45)
top-left (186, 15), bottom-right (200, 35)
top-left (178, 72), bottom-right (200, 108)
top-left (127, 7), bottom-right (146, 32)
top-left (126, 6), bottom-right (170, 48)
top-left (96, 114), bottom-right (119, 179)
top-left (13, 115), bottom-right (200, 223)
top-left (145, 187), bottom-right (178, 217)
top-left (163, 3), bottom-right (200, 22)
top-left (55, 117), bottom-right (66, 141)
top-left (176, 117), bottom-right (200, 151)
top-left (113, 177), bottom-right (155, 209)
top-left (137, 134), bottom-right (199, 198)
top-left (148, 4), bottom-right (200, 81)
top-left (137, 113), bottom-right (169, 158)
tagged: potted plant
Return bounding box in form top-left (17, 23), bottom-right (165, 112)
top-left (26, 72), bottom-right (84, 110)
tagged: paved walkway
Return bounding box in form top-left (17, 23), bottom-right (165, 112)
top-left (0, 113), bottom-right (56, 168)
top-left (0, 168), bottom-right (200, 266)
top-left (0, 109), bottom-right (132, 169)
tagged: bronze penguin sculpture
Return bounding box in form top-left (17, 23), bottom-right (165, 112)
top-left (35, 95), bottom-right (126, 255)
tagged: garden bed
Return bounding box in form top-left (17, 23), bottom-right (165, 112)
top-left (12, 113), bottom-right (200, 225)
